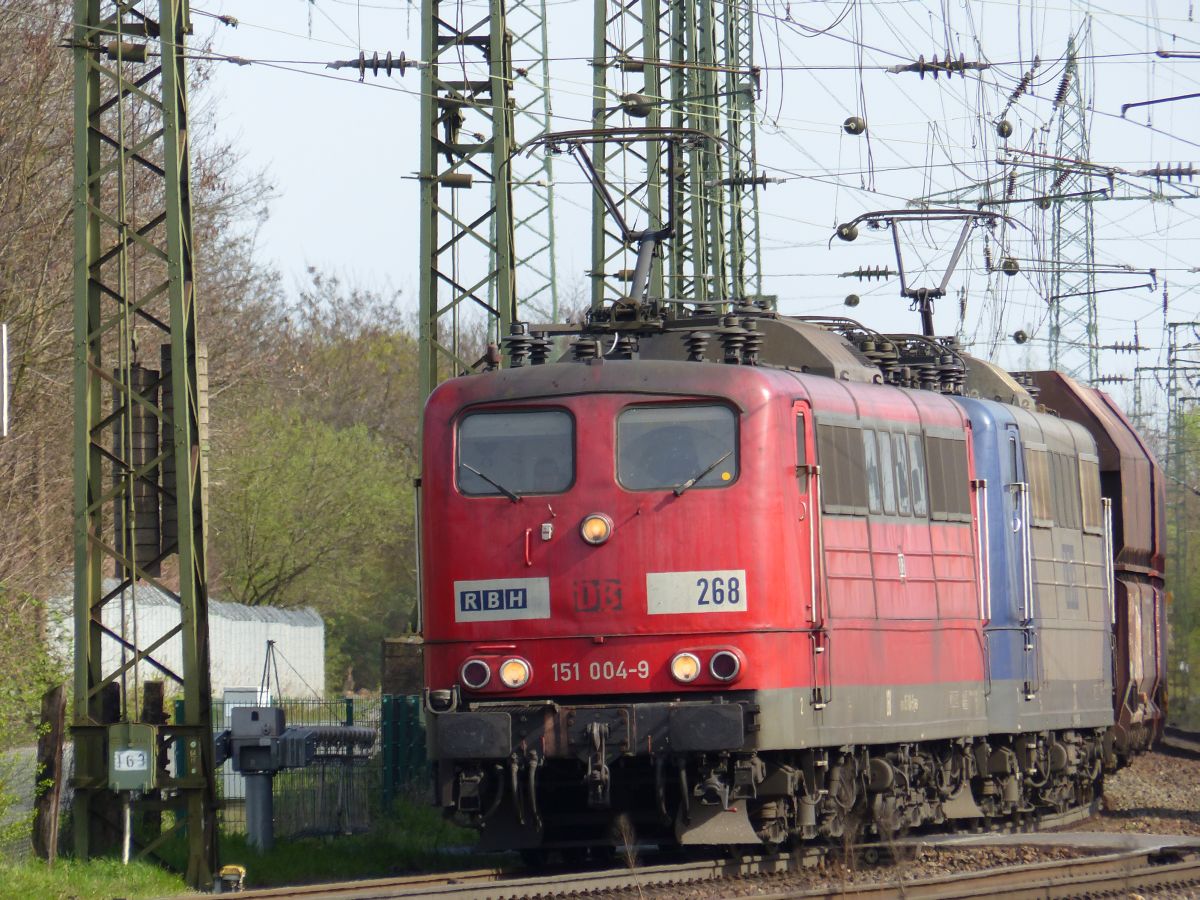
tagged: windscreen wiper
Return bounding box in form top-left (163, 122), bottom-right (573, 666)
top-left (673, 449), bottom-right (733, 497)
top-left (461, 463), bottom-right (521, 502)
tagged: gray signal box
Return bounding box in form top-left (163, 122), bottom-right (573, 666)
top-left (107, 722), bottom-right (158, 792)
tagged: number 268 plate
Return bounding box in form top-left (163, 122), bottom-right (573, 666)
top-left (646, 570), bottom-right (747, 615)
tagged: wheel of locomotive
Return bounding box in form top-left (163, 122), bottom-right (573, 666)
top-left (590, 844), bottom-right (617, 866)
top-left (823, 759), bottom-right (862, 840)
top-left (749, 798), bottom-right (789, 845)
top-left (559, 847), bottom-right (588, 866)
top-left (519, 848), bottom-right (549, 868)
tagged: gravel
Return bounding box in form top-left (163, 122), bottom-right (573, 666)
top-left (1080, 747), bottom-right (1200, 837)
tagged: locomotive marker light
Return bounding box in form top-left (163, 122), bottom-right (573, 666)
top-left (670, 652), bottom-right (702, 683)
top-left (709, 650), bottom-right (742, 682)
top-left (580, 512), bottom-right (614, 545)
top-left (499, 657), bottom-right (532, 689)
top-left (461, 659), bottom-right (492, 689)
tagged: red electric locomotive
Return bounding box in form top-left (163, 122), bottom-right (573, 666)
top-left (419, 312), bottom-right (1164, 853)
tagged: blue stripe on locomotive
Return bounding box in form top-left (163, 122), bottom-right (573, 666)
top-left (957, 395), bottom-right (1115, 735)
top-left (953, 397), bottom-right (1026, 681)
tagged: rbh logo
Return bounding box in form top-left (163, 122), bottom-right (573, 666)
top-left (459, 588), bottom-right (529, 613)
top-left (453, 577), bottom-right (550, 622)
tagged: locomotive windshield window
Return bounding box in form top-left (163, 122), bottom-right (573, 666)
top-left (617, 405), bottom-right (737, 491)
top-left (457, 409), bottom-right (574, 496)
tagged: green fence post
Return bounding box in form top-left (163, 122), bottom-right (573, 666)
top-left (400, 696), bottom-right (413, 791)
top-left (381, 695), bottom-right (394, 811)
top-left (411, 696), bottom-right (427, 776)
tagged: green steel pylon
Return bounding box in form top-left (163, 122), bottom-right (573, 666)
top-left (590, 0), bottom-right (763, 310)
top-left (419, 0), bottom-right (517, 398)
top-left (508, 0), bottom-right (561, 322)
top-left (590, 0), bottom-right (669, 308)
top-left (1048, 34), bottom-right (1099, 381)
top-left (72, 0), bottom-right (216, 887)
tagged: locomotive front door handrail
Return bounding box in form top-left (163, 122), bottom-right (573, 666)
top-left (1102, 497), bottom-right (1116, 626)
top-left (973, 478), bottom-right (990, 623)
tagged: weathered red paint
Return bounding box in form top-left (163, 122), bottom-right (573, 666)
top-left (421, 360), bottom-right (988, 704)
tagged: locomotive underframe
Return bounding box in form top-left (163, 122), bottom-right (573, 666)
top-left (427, 692), bottom-right (1112, 850)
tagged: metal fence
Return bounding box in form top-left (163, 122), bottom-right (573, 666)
top-left (1, 695), bottom-right (430, 858)
top-left (381, 695), bottom-right (429, 808)
top-left (206, 695), bottom-right (427, 838)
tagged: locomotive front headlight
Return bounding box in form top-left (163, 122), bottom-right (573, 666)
top-left (460, 658), bottom-right (491, 690)
top-left (670, 652), bottom-right (702, 684)
top-left (498, 657), bottom-right (531, 689)
top-left (580, 513), bottom-right (614, 545)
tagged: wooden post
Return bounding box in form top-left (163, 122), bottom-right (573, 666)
top-left (32, 684), bottom-right (66, 862)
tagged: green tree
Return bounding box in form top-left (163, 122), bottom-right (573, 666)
top-left (210, 409), bottom-right (415, 692)
top-left (1167, 409), bottom-right (1200, 727)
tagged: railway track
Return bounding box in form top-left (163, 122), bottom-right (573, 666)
top-left (225, 843), bottom-right (1200, 899)
top-left (221, 801), bottom-right (1143, 899)
top-left (1163, 725), bottom-right (1200, 757)
top-left (764, 846), bottom-right (1200, 899)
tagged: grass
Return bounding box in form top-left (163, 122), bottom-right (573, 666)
top-left (216, 801), bottom-right (487, 889)
top-left (0, 800), bottom-right (485, 898)
top-left (0, 857), bottom-right (185, 900)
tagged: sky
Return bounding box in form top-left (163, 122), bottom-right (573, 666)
top-left (194, 0), bottom-right (1200, 423)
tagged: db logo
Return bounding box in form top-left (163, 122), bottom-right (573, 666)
top-left (574, 579), bottom-right (623, 613)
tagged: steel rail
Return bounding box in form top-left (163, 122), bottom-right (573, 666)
top-left (226, 867), bottom-right (510, 899)
top-left (756, 848), bottom-right (1200, 899)
top-left (215, 844), bottom-right (1200, 900)
top-left (228, 851), bottom-right (824, 899)
top-left (1163, 726), bottom-right (1200, 756)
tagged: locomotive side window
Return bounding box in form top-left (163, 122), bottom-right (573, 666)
top-left (1051, 451), bottom-right (1082, 529)
top-left (863, 430), bottom-right (882, 514)
top-left (457, 409), bottom-right (574, 497)
top-left (617, 404), bottom-right (737, 491)
top-left (906, 434), bottom-right (928, 516)
top-left (815, 423), bottom-right (868, 514)
top-left (1025, 447), bottom-right (1053, 522)
top-left (925, 436), bottom-right (971, 521)
top-left (892, 433), bottom-right (911, 515)
top-left (877, 429), bottom-right (897, 514)
top-left (1080, 458), bottom-right (1102, 532)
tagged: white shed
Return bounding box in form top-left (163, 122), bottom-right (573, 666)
top-left (51, 580), bottom-right (325, 699)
